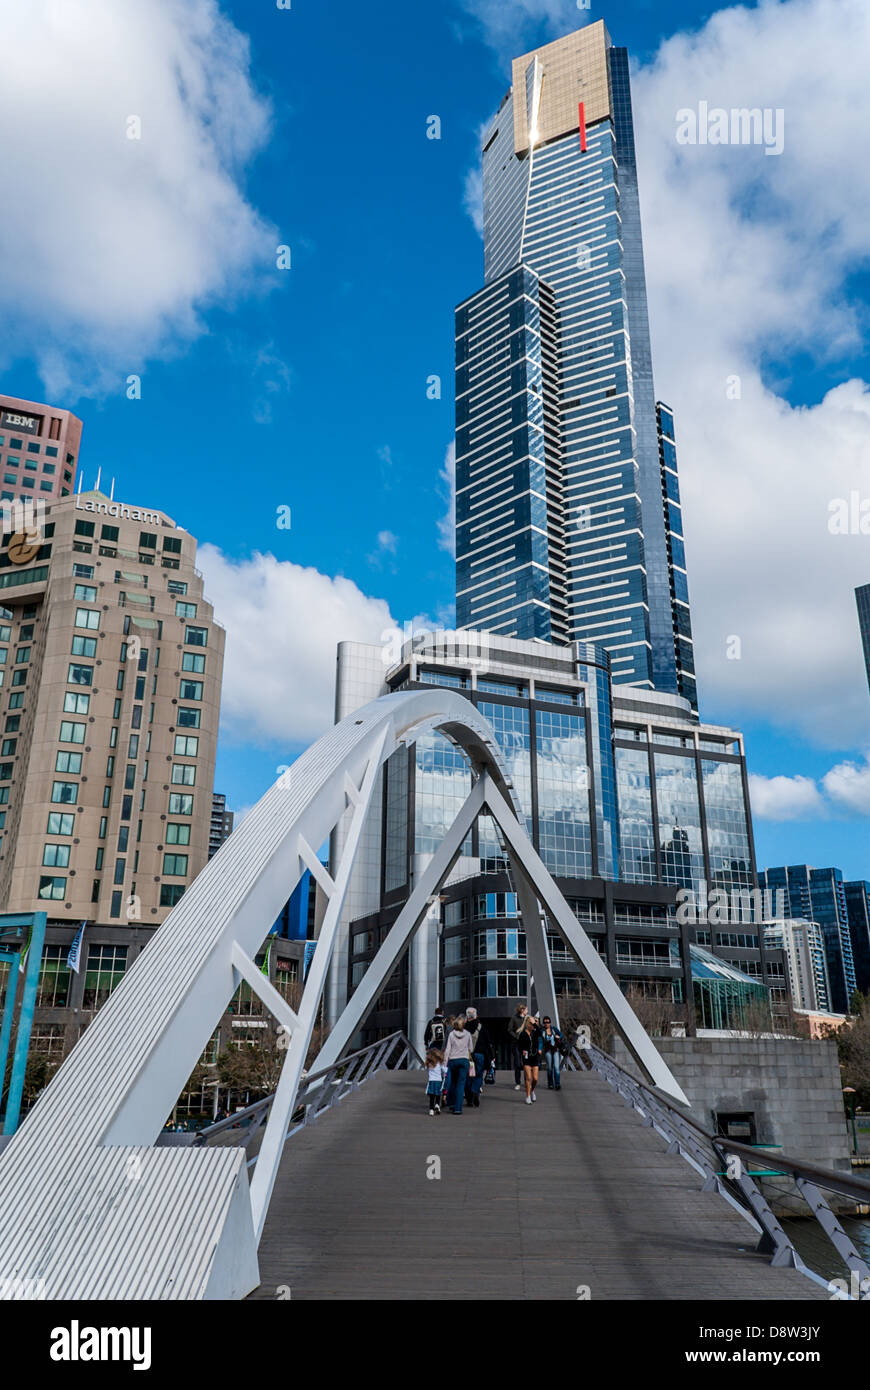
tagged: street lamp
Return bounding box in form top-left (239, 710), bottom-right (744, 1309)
top-left (843, 1086), bottom-right (858, 1155)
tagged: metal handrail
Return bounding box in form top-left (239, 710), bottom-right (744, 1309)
top-left (195, 1030), bottom-right (421, 1149)
top-left (571, 1041), bottom-right (870, 1297)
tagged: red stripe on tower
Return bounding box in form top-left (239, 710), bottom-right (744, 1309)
top-left (579, 102), bottom-right (587, 152)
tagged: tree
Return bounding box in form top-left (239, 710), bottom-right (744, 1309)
top-left (837, 1005), bottom-right (870, 1107)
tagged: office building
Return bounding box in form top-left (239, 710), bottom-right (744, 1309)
top-left (844, 880), bottom-right (870, 995)
top-left (329, 634), bottom-right (782, 1047)
top-left (857, 584), bottom-right (870, 697)
top-left (209, 791), bottom-right (234, 859)
top-left (762, 919), bottom-right (831, 1013)
top-left (759, 866), bottom-right (857, 1014)
top-left (0, 488), bottom-right (224, 1064)
top-left (455, 22), bottom-right (696, 708)
top-left (0, 395), bottom-right (80, 506)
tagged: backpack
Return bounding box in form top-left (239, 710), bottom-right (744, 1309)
top-left (429, 1018), bottom-right (446, 1046)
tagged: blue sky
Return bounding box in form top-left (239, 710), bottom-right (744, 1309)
top-left (2, 0), bottom-right (869, 878)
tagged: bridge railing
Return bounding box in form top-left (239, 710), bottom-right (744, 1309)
top-left (193, 1030), bottom-right (422, 1163)
top-left (569, 1041), bottom-right (870, 1298)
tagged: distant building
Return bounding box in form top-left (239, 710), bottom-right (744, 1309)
top-left (759, 867), bottom-right (857, 1013)
top-left (209, 791), bottom-right (234, 859)
top-left (762, 919), bottom-right (831, 1013)
top-left (844, 880), bottom-right (870, 995)
top-left (857, 584), bottom-right (870, 696)
top-left (0, 394), bottom-right (81, 505)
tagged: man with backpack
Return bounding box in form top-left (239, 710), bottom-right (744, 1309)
top-left (424, 1006), bottom-right (447, 1051)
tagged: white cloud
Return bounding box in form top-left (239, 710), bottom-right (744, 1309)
top-left (630, 0), bottom-right (870, 745)
top-left (0, 0), bottom-right (274, 396)
top-left (749, 773), bottom-right (826, 822)
top-left (197, 545), bottom-right (394, 746)
top-left (463, 168), bottom-right (484, 236)
top-left (822, 755), bottom-right (870, 816)
top-left (376, 530), bottom-right (398, 555)
top-left (437, 441), bottom-right (456, 555)
top-left (455, 0), bottom-right (583, 64)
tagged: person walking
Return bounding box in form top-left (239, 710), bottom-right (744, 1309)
top-left (425, 1049), bottom-right (446, 1116)
top-left (424, 1007), bottom-right (448, 1051)
top-left (507, 1003), bottom-right (528, 1091)
top-left (519, 1013), bottom-right (542, 1104)
top-left (464, 1007), bottom-right (495, 1108)
top-left (442, 1015), bottom-right (475, 1114)
top-left (539, 1015), bottom-right (564, 1091)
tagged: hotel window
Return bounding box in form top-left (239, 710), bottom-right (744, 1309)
top-left (10, 670), bottom-right (25, 687)
top-left (98, 815), bottom-right (107, 838)
top-left (3, 476), bottom-right (14, 486)
top-left (14, 646), bottom-right (30, 664)
top-left (82, 945), bottom-right (127, 1009)
top-left (75, 608), bottom-right (100, 630)
top-left (163, 853), bottom-right (188, 876)
top-left (174, 735), bottom-right (198, 757)
top-left (36, 947), bottom-right (71, 1009)
top-left (56, 751), bottom-right (82, 774)
top-left (59, 720), bottom-right (85, 744)
top-left (163, 536), bottom-right (182, 554)
top-left (8, 692), bottom-right (23, 709)
top-left (100, 524), bottom-right (119, 542)
top-left (118, 826), bottom-right (129, 852)
top-left (74, 520), bottom-right (95, 538)
top-left (182, 651), bottom-right (205, 674)
top-left (131, 704), bottom-right (142, 729)
top-left (113, 698), bottom-right (121, 719)
top-left (184, 626), bottom-right (207, 647)
top-left (128, 734), bottom-right (138, 758)
top-left (51, 781), bottom-right (77, 803)
top-left (114, 858), bottom-right (126, 884)
top-left (0, 787), bottom-right (9, 804)
top-left (102, 786), bottom-right (111, 808)
top-left (27, 442), bottom-right (39, 454)
top-left (0, 626), bottom-right (10, 641)
top-left (38, 875), bottom-right (66, 901)
top-left (160, 884), bottom-right (185, 907)
top-left (74, 583), bottom-right (97, 601)
top-left (166, 823), bottom-right (191, 845)
top-left (95, 848), bottom-right (103, 870)
top-left (171, 763), bottom-right (195, 786)
top-left (47, 812), bottom-right (75, 835)
top-left (46, 445), bottom-right (58, 457)
top-left (177, 707), bottom-right (200, 729)
top-left (124, 763), bottom-right (136, 789)
top-left (24, 459), bottom-right (37, 472)
top-left (109, 726), bottom-right (118, 748)
top-left (0, 763), bottom-right (13, 780)
top-left (43, 464), bottom-right (55, 475)
top-left (139, 531), bottom-right (157, 550)
top-left (179, 679), bottom-right (203, 700)
top-left (1, 738), bottom-right (15, 756)
top-left (71, 635), bottom-right (96, 658)
top-left (0, 651), bottom-right (7, 666)
top-left (105, 756), bottom-right (115, 777)
top-left (175, 601), bottom-right (196, 619)
top-left (42, 843), bottom-right (70, 868)
top-left (4, 716), bottom-right (18, 732)
top-left (168, 580), bottom-right (187, 595)
top-left (67, 663), bottom-right (92, 686)
top-left (63, 691), bottom-right (89, 714)
top-left (169, 792), bottom-right (193, 815)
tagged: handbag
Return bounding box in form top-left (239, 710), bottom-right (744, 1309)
top-left (485, 1062), bottom-right (496, 1085)
top-left (468, 1060), bottom-right (476, 1078)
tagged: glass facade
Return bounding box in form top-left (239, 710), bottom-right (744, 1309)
top-left (615, 744), bottom-right (656, 884)
top-left (455, 25), bottom-right (695, 704)
top-left (534, 706), bottom-right (591, 878)
top-left (760, 865), bottom-right (857, 1014)
top-left (653, 752), bottom-right (704, 891)
top-left (857, 583), bottom-right (870, 696)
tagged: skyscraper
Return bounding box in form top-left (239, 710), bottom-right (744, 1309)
top-left (455, 21), bottom-right (696, 709)
top-left (0, 394), bottom-right (81, 506)
top-left (759, 866), bottom-right (857, 1014)
top-left (857, 584), bottom-right (870, 695)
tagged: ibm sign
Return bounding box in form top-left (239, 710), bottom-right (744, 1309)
top-left (0, 410), bottom-right (41, 436)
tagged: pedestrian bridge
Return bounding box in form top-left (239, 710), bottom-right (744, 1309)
top-left (0, 687), bottom-right (866, 1300)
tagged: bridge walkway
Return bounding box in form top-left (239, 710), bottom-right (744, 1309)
top-left (250, 1067), bottom-right (827, 1300)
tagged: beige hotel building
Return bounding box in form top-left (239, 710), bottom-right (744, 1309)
top-left (0, 487), bottom-right (225, 1062)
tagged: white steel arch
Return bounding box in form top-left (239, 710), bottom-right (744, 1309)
top-left (0, 688), bottom-right (687, 1301)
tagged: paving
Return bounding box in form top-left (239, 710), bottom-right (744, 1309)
top-left (250, 1067), bottom-right (829, 1300)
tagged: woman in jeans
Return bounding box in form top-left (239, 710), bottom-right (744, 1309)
top-left (442, 1016), bottom-right (475, 1114)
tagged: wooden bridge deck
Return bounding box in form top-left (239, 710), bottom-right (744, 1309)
top-left (250, 1068), bottom-right (828, 1301)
